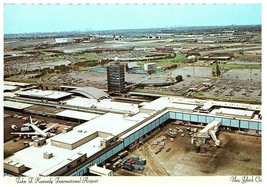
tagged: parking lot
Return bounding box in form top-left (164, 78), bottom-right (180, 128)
top-left (171, 67), bottom-right (212, 78)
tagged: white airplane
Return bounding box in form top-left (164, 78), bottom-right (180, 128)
top-left (11, 116), bottom-right (58, 138)
top-left (10, 117), bottom-right (38, 132)
top-left (11, 125), bottom-right (18, 131)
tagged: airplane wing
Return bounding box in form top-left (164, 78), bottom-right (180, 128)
top-left (30, 124), bottom-right (47, 137)
top-left (43, 124), bottom-right (58, 133)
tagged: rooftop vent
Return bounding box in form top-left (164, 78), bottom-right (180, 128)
top-left (43, 152), bottom-right (53, 159)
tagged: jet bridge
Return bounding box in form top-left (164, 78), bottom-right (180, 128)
top-left (191, 120), bottom-right (221, 148)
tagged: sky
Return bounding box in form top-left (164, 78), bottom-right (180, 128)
top-left (4, 4), bottom-right (262, 34)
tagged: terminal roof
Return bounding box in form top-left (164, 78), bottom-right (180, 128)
top-left (64, 97), bottom-right (139, 114)
top-left (16, 89), bottom-right (73, 100)
top-left (4, 85), bottom-right (18, 92)
top-left (212, 107), bottom-right (255, 117)
top-left (4, 100), bottom-right (33, 110)
top-left (70, 87), bottom-right (109, 100)
top-left (55, 110), bottom-right (100, 121)
top-left (5, 137), bottom-right (104, 177)
top-left (142, 97), bottom-right (199, 111)
top-left (51, 113), bottom-right (137, 145)
top-left (4, 81), bottom-right (32, 87)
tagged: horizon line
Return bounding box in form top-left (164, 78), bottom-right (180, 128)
top-left (4, 24), bottom-right (261, 35)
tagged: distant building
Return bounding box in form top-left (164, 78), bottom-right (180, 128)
top-left (155, 47), bottom-right (174, 52)
top-left (147, 35), bottom-right (161, 39)
top-left (107, 62), bottom-right (125, 93)
top-left (55, 38), bottom-right (73, 44)
top-left (156, 33), bottom-right (175, 37)
top-left (126, 62), bottom-right (139, 69)
top-left (160, 29), bottom-right (176, 33)
top-left (144, 63), bottom-right (157, 74)
top-left (73, 38), bottom-right (83, 43)
top-left (157, 29), bottom-right (176, 37)
top-left (187, 55), bottom-right (196, 63)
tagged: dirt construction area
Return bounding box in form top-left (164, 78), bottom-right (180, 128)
top-left (115, 122), bottom-right (261, 176)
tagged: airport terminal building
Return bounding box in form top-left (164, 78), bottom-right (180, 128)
top-left (4, 87), bottom-right (261, 176)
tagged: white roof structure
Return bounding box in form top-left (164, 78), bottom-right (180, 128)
top-left (140, 97), bottom-right (262, 117)
top-left (55, 38), bottom-right (73, 44)
top-left (142, 97), bottom-right (198, 111)
top-left (203, 100), bottom-right (261, 111)
top-left (142, 96), bottom-right (261, 112)
top-left (4, 81), bottom-right (32, 87)
top-left (70, 87), bottom-right (109, 100)
top-left (125, 113), bottom-right (150, 122)
top-left (127, 62), bottom-right (139, 69)
top-left (4, 94), bottom-right (262, 177)
top-left (4, 101), bottom-right (33, 110)
top-left (4, 112), bottom-right (139, 176)
top-left (65, 97), bottom-right (139, 114)
top-left (4, 92), bottom-right (17, 98)
top-left (212, 108), bottom-right (255, 117)
top-left (52, 113), bottom-right (137, 145)
top-left (89, 165), bottom-right (113, 176)
top-left (55, 110), bottom-right (100, 121)
top-left (201, 102), bottom-right (214, 111)
top-left (16, 89), bottom-right (72, 100)
top-left (96, 99), bottom-right (139, 114)
top-left (4, 137), bottom-right (103, 177)
top-left (4, 85), bottom-right (18, 92)
top-left (59, 85), bottom-right (78, 89)
top-left (65, 97), bottom-right (97, 107)
top-left (40, 153), bottom-right (86, 176)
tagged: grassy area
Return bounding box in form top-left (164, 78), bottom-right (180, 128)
top-left (70, 53), bottom-right (97, 58)
top-left (43, 56), bottom-right (66, 61)
top-left (79, 67), bottom-right (87, 71)
top-left (220, 63), bottom-right (261, 70)
top-left (136, 54), bottom-right (187, 68)
top-left (43, 53), bottom-right (96, 61)
top-left (135, 61), bottom-right (151, 68)
top-left (42, 73), bottom-right (56, 81)
top-left (75, 61), bottom-right (97, 67)
top-left (154, 54), bottom-right (187, 64)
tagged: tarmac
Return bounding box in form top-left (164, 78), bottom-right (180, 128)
top-left (115, 122), bottom-right (261, 176)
